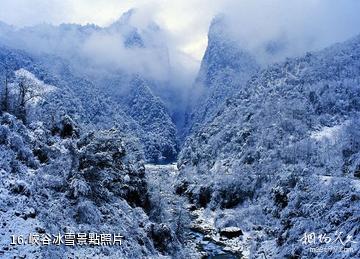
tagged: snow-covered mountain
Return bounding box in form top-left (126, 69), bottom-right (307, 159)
top-left (0, 47), bottom-right (137, 143)
top-left (0, 45), bottom-right (193, 257)
top-left (117, 76), bottom-right (178, 162)
top-left (0, 9), bottom-right (178, 162)
top-left (1, 7), bottom-right (360, 258)
top-left (184, 16), bottom-right (259, 137)
top-left (178, 34), bottom-right (360, 258)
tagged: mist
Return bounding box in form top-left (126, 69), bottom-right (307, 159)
top-left (0, 0), bottom-right (360, 93)
top-left (220, 0), bottom-right (360, 64)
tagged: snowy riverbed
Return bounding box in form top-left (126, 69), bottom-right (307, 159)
top-left (145, 164), bottom-right (245, 258)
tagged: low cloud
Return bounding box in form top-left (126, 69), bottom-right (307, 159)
top-left (0, 0), bottom-right (360, 82)
top-left (220, 0), bottom-right (360, 63)
top-left (81, 30), bottom-right (170, 81)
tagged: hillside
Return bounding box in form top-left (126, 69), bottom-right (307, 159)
top-left (183, 16), bottom-right (260, 138)
top-left (178, 35), bottom-right (360, 258)
top-left (0, 112), bottom-right (159, 258)
top-left (0, 9), bottom-right (178, 163)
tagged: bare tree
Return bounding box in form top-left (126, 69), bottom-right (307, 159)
top-left (1, 70), bottom-right (10, 114)
top-left (17, 80), bottom-right (27, 121)
top-left (16, 74), bottom-right (43, 123)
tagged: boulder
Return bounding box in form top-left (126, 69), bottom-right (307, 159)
top-left (219, 227), bottom-right (243, 239)
top-left (147, 223), bottom-right (173, 252)
top-left (58, 115), bottom-right (79, 138)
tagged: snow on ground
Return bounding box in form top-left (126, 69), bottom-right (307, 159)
top-left (310, 122), bottom-right (348, 144)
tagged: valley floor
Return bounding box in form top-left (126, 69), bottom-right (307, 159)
top-left (145, 164), bottom-right (250, 259)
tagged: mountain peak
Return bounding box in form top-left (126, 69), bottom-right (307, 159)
top-left (207, 14), bottom-right (235, 44)
top-left (111, 8), bottom-right (137, 27)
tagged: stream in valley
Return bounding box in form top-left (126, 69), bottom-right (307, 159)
top-left (190, 230), bottom-right (241, 258)
top-left (145, 164), bottom-right (242, 259)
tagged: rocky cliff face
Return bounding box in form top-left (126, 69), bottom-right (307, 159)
top-left (184, 16), bottom-right (259, 137)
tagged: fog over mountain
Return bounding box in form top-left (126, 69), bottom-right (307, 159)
top-left (2, 0), bottom-right (360, 70)
top-left (2, 0), bottom-right (359, 127)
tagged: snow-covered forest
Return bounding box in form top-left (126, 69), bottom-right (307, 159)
top-left (0, 1), bottom-right (360, 258)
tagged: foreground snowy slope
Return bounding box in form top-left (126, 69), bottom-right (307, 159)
top-left (178, 35), bottom-right (360, 258)
top-left (0, 112), bottom-right (193, 258)
top-left (0, 113), bottom-right (152, 258)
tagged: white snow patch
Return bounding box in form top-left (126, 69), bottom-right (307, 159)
top-left (11, 68), bottom-right (57, 105)
top-left (319, 175), bottom-right (333, 186)
top-left (319, 175), bottom-right (360, 191)
top-left (145, 163), bottom-right (178, 174)
top-left (310, 122), bottom-right (348, 144)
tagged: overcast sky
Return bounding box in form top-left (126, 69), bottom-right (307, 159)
top-left (1, 0), bottom-right (360, 64)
